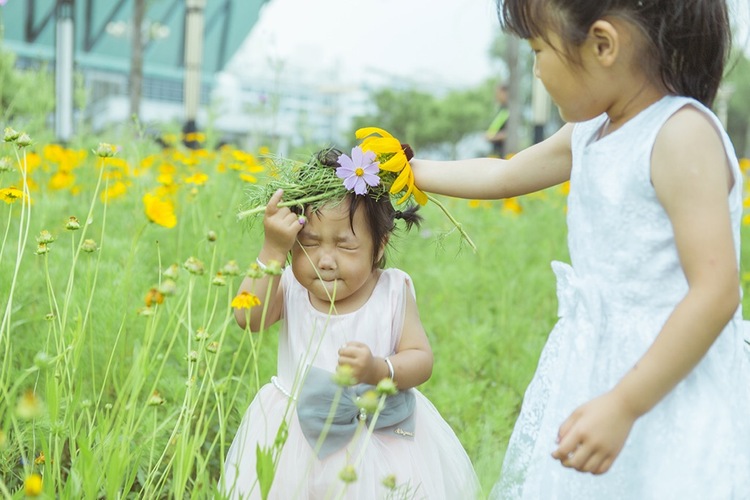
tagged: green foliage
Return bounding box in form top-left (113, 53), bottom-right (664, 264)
top-left (350, 82), bottom-right (496, 154)
top-left (726, 50), bottom-right (750, 157)
top-left (0, 47), bottom-right (55, 129)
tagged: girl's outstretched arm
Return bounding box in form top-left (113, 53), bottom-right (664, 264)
top-left (338, 288), bottom-right (433, 390)
top-left (234, 189), bottom-right (304, 331)
top-left (411, 123), bottom-right (574, 200)
top-left (553, 106), bottom-right (740, 474)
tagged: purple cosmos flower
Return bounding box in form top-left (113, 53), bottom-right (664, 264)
top-left (335, 146), bottom-right (380, 195)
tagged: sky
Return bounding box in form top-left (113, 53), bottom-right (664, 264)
top-left (230, 0), bottom-right (750, 89)
top-left (230, 0), bottom-right (501, 88)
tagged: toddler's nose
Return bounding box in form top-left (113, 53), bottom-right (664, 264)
top-left (317, 250), bottom-right (336, 270)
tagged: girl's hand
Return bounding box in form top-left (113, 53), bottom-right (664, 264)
top-left (337, 341), bottom-right (381, 385)
top-left (551, 390), bottom-right (637, 475)
top-left (262, 189), bottom-right (306, 257)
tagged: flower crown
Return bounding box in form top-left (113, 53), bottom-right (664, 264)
top-left (237, 127), bottom-right (475, 250)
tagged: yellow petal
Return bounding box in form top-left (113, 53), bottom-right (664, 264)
top-left (379, 152), bottom-right (408, 172)
top-left (412, 185), bottom-right (428, 205)
top-left (355, 127), bottom-right (393, 140)
top-left (390, 168), bottom-right (410, 194)
top-left (361, 137), bottom-right (402, 155)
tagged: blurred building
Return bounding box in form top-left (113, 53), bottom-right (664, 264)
top-left (1, 0), bottom-right (269, 138)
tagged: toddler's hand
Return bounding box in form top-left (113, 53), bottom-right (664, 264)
top-left (552, 390), bottom-right (637, 475)
top-left (263, 189), bottom-right (306, 256)
top-left (337, 341), bottom-right (377, 385)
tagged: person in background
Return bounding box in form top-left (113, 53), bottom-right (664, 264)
top-left (486, 83), bottom-right (510, 158)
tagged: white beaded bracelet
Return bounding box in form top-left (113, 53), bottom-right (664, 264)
top-left (384, 357), bottom-right (395, 380)
top-left (255, 257), bottom-right (267, 270)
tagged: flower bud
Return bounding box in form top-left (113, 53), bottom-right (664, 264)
top-left (81, 239), bottom-right (98, 253)
top-left (3, 127), bottom-right (20, 142)
top-left (382, 474), bottom-right (397, 490)
top-left (222, 260), bottom-right (241, 276)
top-left (15, 133), bottom-right (32, 148)
top-left (194, 327), bottom-right (209, 341)
top-left (211, 272), bottom-right (227, 287)
top-left (339, 465), bottom-right (357, 484)
top-left (36, 230), bottom-right (55, 244)
top-left (183, 256), bottom-right (205, 275)
top-left (332, 364), bottom-right (357, 387)
top-left (355, 390), bottom-right (381, 415)
top-left (66, 216), bottom-right (81, 230)
top-left (95, 142), bottom-right (117, 158)
top-left (376, 378), bottom-right (398, 396)
top-left (147, 390), bottom-right (165, 406)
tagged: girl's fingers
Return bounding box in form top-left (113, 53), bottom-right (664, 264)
top-left (594, 457), bottom-right (614, 475)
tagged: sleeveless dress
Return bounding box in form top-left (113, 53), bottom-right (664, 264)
top-left (222, 267), bottom-right (480, 499)
top-left (492, 96), bottom-right (750, 499)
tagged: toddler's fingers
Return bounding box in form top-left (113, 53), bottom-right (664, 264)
top-left (265, 189), bottom-right (284, 215)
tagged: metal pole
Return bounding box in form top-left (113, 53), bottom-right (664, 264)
top-left (183, 0), bottom-right (206, 148)
top-left (55, 0), bottom-right (74, 143)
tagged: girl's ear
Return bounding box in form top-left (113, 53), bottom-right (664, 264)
top-left (588, 19), bottom-right (619, 67)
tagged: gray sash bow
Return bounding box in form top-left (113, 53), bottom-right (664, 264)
top-left (296, 366), bottom-right (416, 458)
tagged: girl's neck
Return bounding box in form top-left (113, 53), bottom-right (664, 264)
top-left (602, 80), bottom-right (667, 137)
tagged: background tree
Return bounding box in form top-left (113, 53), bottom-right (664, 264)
top-left (726, 51), bottom-right (750, 157)
top-left (350, 83), bottom-right (495, 157)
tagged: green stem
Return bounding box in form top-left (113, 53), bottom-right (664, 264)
top-left (426, 193), bottom-right (477, 253)
top-left (236, 192), bottom-right (333, 219)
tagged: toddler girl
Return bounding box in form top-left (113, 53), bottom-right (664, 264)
top-left (222, 148), bottom-right (480, 499)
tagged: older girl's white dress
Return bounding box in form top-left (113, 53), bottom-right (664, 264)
top-left (222, 268), bottom-right (480, 499)
top-left (492, 96), bottom-right (750, 499)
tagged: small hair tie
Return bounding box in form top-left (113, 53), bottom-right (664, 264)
top-left (393, 210), bottom-right (403, 220)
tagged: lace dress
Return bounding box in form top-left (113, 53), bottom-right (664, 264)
top-left (222, 268), bottom-right (480, 499)
top-left (492, 96), bottom-right (750, 499)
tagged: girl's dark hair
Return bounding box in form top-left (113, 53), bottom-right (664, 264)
top-left (498, 0), bottom-right (731, 106)
top-left (311, 148), bottom-right (422, 268)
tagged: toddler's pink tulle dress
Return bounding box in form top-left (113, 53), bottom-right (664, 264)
top-left (222, 268), bottom-right (480, 499)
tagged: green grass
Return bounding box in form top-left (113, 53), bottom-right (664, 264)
top-left (0, 134), bottom-right (748, 498)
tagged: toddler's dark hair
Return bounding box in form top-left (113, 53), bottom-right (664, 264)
top-left (498, 0), bottom-right (731, 106)
top-left (311, 148), bottom-right (422, 268)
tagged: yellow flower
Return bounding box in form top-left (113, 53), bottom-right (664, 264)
top-left (231, 291), bottom-right (260, 309)
top-left (355, 127), bottom-right (427, 205)
top-left (502, 198), bottom-right (523, 214)
top-left (100, 181), bottom-right (128, 203)
top-left (143, 193), bottom-right (177, 228)
top-left (0, 186), bottom-right (24, 204)
top-left (24, 473), bottom-right (43, 496)
top-left (739, 158), bottom-right (749, 174)
top-left (34, 451), bottom-right (45, 465)
top-left (184, 172), bottom-right (208, 185)
top-left (239, 173), bottom-right (258, 183)
top-left (16, 389), bottom-right (44, 419)
top-left (144, 288), bottom-right (164, 307)
top-left (48, 169), bottom-right (76, 190)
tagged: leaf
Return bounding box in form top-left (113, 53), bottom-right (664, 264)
top-left (256, 444), bottom-right (276, 500)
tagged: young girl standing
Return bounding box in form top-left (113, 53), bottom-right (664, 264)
top-left (222, 149), bottom-right (480, 499)
top-left (412, 0), bottom-right (750, 497)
